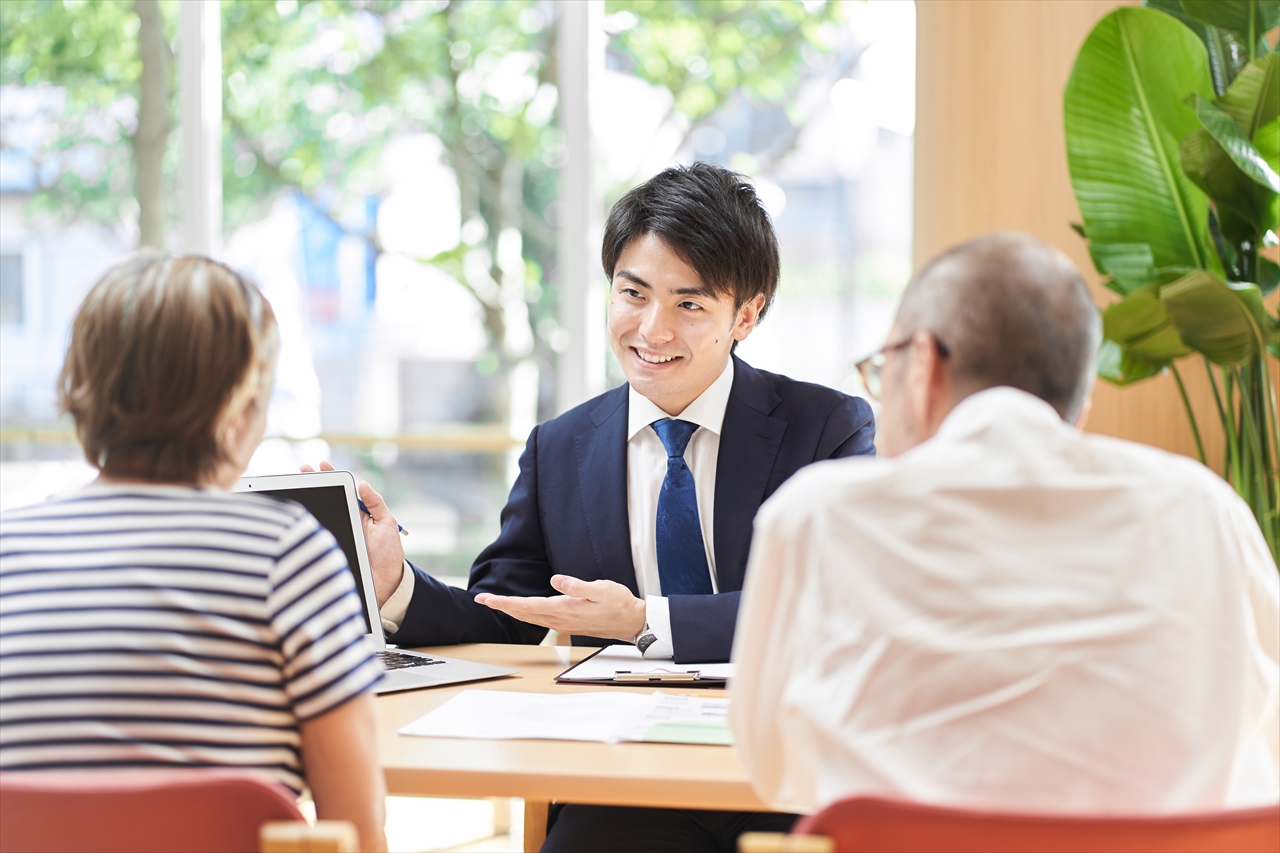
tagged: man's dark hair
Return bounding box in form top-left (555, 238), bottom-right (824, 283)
top-left (895, 232), bottom-right (1101, 422)
top-left (601, 162), bottom-right (780, 320)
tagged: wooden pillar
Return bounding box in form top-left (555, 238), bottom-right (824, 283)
top-left (913, 0), bottom-right (1232, 462)
top-left (522, 799), bottom-right (550, 853)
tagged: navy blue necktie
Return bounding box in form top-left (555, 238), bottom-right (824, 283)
top-left (651, 419), bottom-right (713, 596)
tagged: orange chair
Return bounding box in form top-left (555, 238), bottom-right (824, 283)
top-left (0, 770), bottom-right (356, 853)
top-left (739, 796), bottom-right (1280, 853)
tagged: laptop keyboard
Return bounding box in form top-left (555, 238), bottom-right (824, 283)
top-left (378, 650), bottom-right (447, 670)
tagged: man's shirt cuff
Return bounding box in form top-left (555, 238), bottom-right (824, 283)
top-left (642, 595), bottom-right (675, 658)
top-left (379, 559), bottom-right (414, 635)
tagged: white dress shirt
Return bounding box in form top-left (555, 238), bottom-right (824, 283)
top-left (380, 359), bottom-right (735, 656)
top-left (731, 387), bottom-right (1280, 815)
top-left (625, 357), bottom-right (732, 657)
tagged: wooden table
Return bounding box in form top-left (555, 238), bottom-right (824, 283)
top-left (376, 643), bottom-right (770, 851)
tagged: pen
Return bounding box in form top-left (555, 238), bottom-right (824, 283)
top-left (358, 498), bottom-right (408, 536)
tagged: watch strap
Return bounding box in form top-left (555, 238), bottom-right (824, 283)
top-left (634, 621), bottom-right (657, 655)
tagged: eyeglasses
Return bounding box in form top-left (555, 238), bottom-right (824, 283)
top-left (854, 333), bottom-right (950, 402)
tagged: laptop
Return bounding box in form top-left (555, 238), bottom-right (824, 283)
top-left (234, 470), bottom-right (517, 693)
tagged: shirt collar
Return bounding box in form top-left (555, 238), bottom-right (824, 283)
top-left (934, 386), bottom-right (1066, 442)
top-left (627, 357), bottom-right (735, 441)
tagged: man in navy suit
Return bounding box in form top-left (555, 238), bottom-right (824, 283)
top-left (328, 163), bottom-right (875, 851)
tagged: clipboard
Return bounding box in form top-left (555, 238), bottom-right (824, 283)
top-left (555, 645), bottom-right (733, 688)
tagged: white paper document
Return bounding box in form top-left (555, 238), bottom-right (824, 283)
top-left (398, 690), bottom-right (732, 745)
top-left (624, 693), bottom-right (732, 745)
top-left (555, 644), bottom-right (736, 683)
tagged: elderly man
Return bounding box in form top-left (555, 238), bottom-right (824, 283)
top-left (731, 232), bottom-right (1279, 816)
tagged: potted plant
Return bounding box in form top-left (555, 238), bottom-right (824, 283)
top-left (1064, 0), bottom-right (1280, 565)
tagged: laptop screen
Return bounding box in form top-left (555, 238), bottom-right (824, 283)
top-left (257, 485), bottom-right (372, 634)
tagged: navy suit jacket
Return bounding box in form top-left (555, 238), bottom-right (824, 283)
top-left (390, 356), bottom-right (875, 662)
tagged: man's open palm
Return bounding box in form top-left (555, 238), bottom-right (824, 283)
top-left (474, 575), bottom-right (646, 642)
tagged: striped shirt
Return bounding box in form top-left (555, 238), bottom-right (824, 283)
top-left (0, 484), bottom-right (383, 793)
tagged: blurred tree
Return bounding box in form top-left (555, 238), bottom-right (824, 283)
top-left (218, 0), bottom-right (841, 423)
top-left (2, 0), bottom-right (841, 423)
top-left (607, 0), bottom-right (844, 168)
top-left (219, 0), bottom-right (562, 426)
top-left (0, 0), bottom-right (177, 247)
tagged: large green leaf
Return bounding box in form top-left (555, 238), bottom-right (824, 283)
top-left (1065, 8), bottom-right (1222, 276)
top-left (1200, 27), bottom-right (1252, 97)
top-left (1256, 116), bottom-right (1280, 171)
top-left (1145, 0), bottom-right (1248, 95)
top-left (1095, 282), bottom-right (1198, 387)
top-left (1181, 126), bottom-right (1277, 232)
top-left (1102, 287), bottom-right (1193, 360)
top-left (1130, 324), bottom-right (1197, 360)
top-left (1259, 256), bottom-right (1280, 296)
top-left (1097, 340), bottom-right (1164, 385)
top-left (1097, 339), bottom-right (1167, 385)
top-left (1088, 243), bottom-right (1158, 293)
top-left (1256, 118), bottom-right (1280, 233)
top-left (1103, 287), bottom-right (1168, 341)
top-left (1218, 55), bottom-right (1280, 137)
top-left (1186, 93), bottom-right (1280, 191)
top-left (1179, 0), bottom-right (1280, 43)
top-left (1160, 270), bottom-right (1272, 363)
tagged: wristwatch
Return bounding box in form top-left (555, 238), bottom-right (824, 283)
top-left (634, 623), bottom-right (658, 655)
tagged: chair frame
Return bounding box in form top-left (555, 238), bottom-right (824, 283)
top-left (740, 796), bottom-right (1280, 853)
top-left (0, 770), bottom-right (356, 853)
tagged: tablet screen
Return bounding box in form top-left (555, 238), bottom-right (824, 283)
top-left (257, 485), bottom-right (371, 633)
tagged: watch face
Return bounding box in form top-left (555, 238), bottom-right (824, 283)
top-left (636, 632), bottom-right (658, 655)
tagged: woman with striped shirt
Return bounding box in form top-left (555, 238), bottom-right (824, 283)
top-left (0, 256), bottom-right (387, 851)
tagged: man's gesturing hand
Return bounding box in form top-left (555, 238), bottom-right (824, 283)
top-left (301, 460), bottom-right (405, 608)
top-left (474, 575), bottom-right (647, 642)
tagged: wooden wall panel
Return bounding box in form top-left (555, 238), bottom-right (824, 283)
top-left (913, 0), bottom-right (1234, 464)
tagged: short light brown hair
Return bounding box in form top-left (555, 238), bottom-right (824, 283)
top-left (59, 254), bottom-right (278, 483)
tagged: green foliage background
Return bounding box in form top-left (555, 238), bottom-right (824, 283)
top-left (0, 0), bottom-right (179, 227)
top-left (1, 0), bottom-right (841, 397)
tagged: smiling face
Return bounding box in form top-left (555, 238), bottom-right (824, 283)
top-left (607, 233), bottom-right (763, 416)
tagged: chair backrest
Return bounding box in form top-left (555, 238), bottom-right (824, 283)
top-left (794, 796), bottom-right (1280, 853)
top-left (0, 770), bottom-right (306, 853)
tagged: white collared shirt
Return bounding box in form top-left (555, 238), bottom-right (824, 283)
top-left (379, 359), bottom-right (736, 656)
top-left (731, 387), bottom-right (1280, 815)
top-left (626, 357), bottom-right (734, 657)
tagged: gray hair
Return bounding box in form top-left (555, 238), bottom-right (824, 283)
top-left (894, 232), bottom-right (1100, 421)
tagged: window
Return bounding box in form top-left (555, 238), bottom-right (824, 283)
top-left (1, 0), bottom-right (914, 572)
top-left (0, 253), bottom-right (21, 326)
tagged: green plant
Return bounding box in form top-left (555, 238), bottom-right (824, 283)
top-left (1064, 1), bottom-right (1280, 566)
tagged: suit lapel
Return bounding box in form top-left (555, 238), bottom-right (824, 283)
top-left (575, 386), bottom-right (639, 595)
top-left (713, 357), bottom-right (786, 592)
